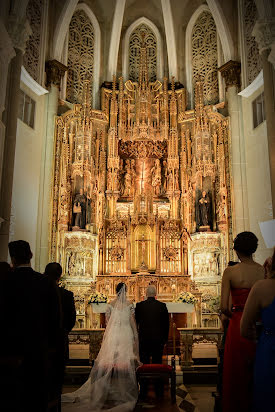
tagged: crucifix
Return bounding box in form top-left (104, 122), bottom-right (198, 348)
top-left (136, 233), bottom-right (151, 271)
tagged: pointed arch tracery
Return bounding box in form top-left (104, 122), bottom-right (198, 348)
top-left (239, 0), bottom-right (261, 87)
top-left (66, 8), bottom-right (95, 104)
top-left (23, 0), bottom-right (45, 84)
top-left (53, 2), bottom-right (100, 107)
top-left (186, 5), bottom-right (222, 107)
top-left (191, 10), bottom-right (219, 105)
top-left (122, 17), bottom-right (163, 81)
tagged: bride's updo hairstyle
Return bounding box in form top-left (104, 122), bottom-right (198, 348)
top-left (116, 282), bottom-right (127, 294)
top-left (233, 231), bottom-right (258, 256)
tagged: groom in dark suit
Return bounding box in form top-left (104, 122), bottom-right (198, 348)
top-left (135, 285), bottom-right (169, 364)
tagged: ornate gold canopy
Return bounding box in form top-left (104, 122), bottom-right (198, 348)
top-left (50, 42), bottom-right (231, 328)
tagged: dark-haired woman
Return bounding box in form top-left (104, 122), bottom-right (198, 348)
top-left (220, 232), bottom-right (264, 412)
top-left (241, 249), bottom-right (275, 411)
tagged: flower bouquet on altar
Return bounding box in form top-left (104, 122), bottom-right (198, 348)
top-left (88, 291), bottom-right (108, 313)
top-left (166, 292), bottom-right (196, 313)
top-left (174, 291), bottom-right (197, 305)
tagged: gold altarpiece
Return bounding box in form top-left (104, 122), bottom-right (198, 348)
top-left (50, 45), bottom-right (232, 328)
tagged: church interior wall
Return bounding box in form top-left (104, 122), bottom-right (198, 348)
top-left (9, 82), bottom-right (46, 265)
top-left (240, 86), bottom-right (273, 263)
top-left (0, 0), bottom-right (274, 274)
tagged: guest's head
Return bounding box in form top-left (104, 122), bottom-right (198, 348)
top-left (45, 262), bottom-right (62, 284)
top-left (116, 282), bottom-right (126, 295)
top-left (146, 285), bottom-right (157, 298)
top-left (8, 240), bottom-right (32, 267)
top-left (233, 231), bottom-right (258, 259)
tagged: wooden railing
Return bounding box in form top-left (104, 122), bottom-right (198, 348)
top-left (69, 327), bottom-right (223, 370)
top-left (178, 328), bottom-right (223, 369)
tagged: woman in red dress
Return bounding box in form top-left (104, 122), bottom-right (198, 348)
top-left (220, 232), bottom-right (264, 412)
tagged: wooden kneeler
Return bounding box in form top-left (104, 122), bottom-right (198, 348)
top-left (136, 357), bottom-right (176, 404)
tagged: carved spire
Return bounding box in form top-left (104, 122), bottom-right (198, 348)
top-left (82, 78), bottom-right (91, 108)
top-left (138, 33), bottom-right (149, 88)
top-left (194, 81), bottom-right (207, 131)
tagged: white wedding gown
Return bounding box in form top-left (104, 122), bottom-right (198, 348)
top-left (62, 286), bottom-right (140, 411)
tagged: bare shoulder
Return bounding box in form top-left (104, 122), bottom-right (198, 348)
top-left (222, 265), bottom-right (234, 279)
top-left (254, 262), bottom-right (265, 274)
top-left (253, 278), bottom-right (274, 291)
top-left (109, 299), bottom-right (116, 307)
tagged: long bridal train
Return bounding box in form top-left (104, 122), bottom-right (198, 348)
top-left (62, 285), bottom-right (141, 411)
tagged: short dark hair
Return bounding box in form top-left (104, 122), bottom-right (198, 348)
top-left (44, 262), bottom-right (62, 281)
top-left (8, 240), bottom-right (32, 264)
top-left (233, 231), bottom-right (258, 256)
top-left (228, 261), bottom-right (238, 267)
top-left (116, 282), bottom-right (127, 294)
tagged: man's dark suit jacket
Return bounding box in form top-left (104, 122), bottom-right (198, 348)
top-left (58, 287), bottom-right (76, 360)
top-left (0, 266), bottom-right (61, 411)
top-left (135, 297), bottom-right (169, 344)
top-left (1, 266), bottom-right (60, 357)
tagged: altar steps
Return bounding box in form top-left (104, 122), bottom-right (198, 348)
top-left (64, 363), bottom-right (218, 386)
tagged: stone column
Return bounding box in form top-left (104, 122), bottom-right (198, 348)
top-left (35, 60), bottom-right (67, 271)
top-left (219, 60), bottom-right (249, 237)
top-left (253, 20), bottom-right (275, 217)
top-left (0, 16), bottom-right (31, 260)
top-left (0, 21), bottom-right (15, 195)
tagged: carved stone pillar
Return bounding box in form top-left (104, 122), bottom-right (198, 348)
top-left (253, 20), bottom-right (275, 217)
top-left (0, 16), bottom-right (31, 260)
top-left (0, 21), bottom-right (15, 195)
top-left (35, 60), bottom-right (67, 270)
top-left (219, 61), bottom-right (249, 236)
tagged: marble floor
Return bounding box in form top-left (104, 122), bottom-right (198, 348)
top-left (186, 384), bottom-right (216, 412)
top-left (63, 383), bottom-right (216, 411)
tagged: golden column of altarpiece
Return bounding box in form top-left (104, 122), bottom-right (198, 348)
top-left (50, 46), bottom-right (232, 328)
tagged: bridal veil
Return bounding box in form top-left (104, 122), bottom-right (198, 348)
top-left (62, 284), bottom-right (140, 411)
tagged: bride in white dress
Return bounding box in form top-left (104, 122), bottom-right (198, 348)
top-left (62, 283), bottom-right (140, 411)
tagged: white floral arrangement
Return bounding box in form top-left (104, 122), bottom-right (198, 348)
top-left (174, 291), bottom-right (197, 305)
top-left (88, 291), bottom-right (108, 304)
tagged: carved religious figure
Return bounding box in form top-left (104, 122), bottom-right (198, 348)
top-left (162, 160), bottom-right (168, 193)
top-left (86, 193), bottom-right (93, 226)
top-left (118, 158), bottom-right (124, 194)
top-left (73, 188), bottom-right (87, 229)
top-left (151, 159), bottom-right (161, 195)
top-left (174, 169), bottom-right (179, 190)
top-left (168, 169), bottom-right (173, 191)
top-left (123, 159), bottom-right (132, 197)
top-left (130, 159), bottom-right (136, 195)
top-left (197, 190), bottom-right (212, 229)
top-left (217, 189), bottom-right (227, 225)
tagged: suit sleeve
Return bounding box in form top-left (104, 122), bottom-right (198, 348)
top-left (67, 292), bottom-right (76, 333)
top-left (162, 303), bottom-right (170, 343)
top-left (45, 277), bottom-right (62, 350)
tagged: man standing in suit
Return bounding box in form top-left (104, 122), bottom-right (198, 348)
top-left (44, 262), bottom-right (76, 411)
top-left (0, 240), bottom-right (61, 412)
top-left (135, 285), bottom-right (169, 364)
